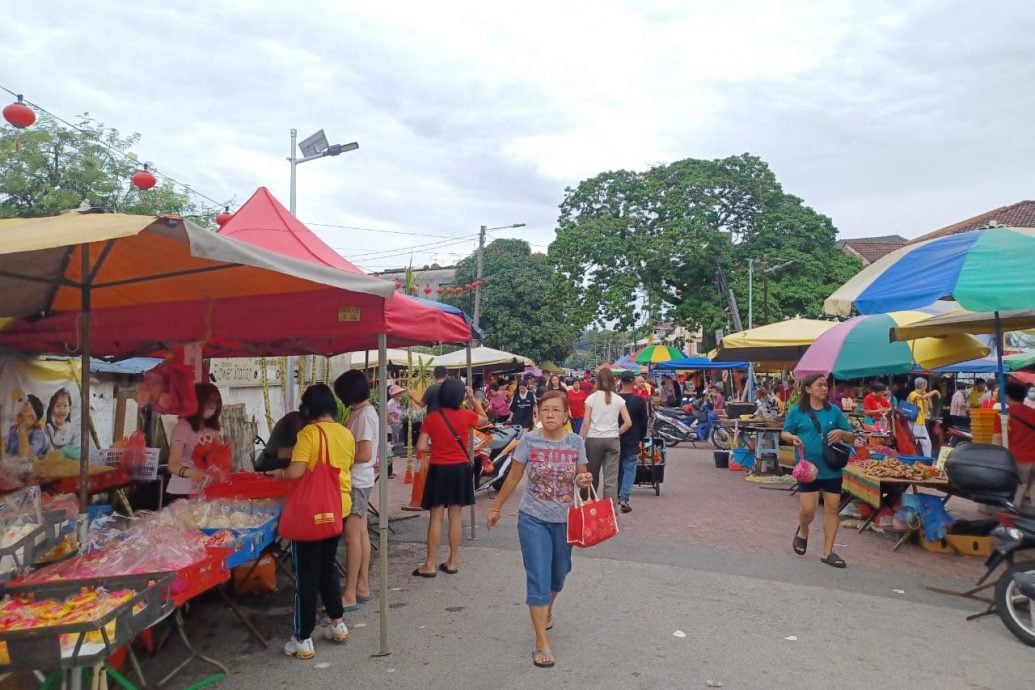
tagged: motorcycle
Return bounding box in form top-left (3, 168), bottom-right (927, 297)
top-left (473, 423), bottom-right (524, 494)
top-left (944, 425), bottom-right (972, 448)
top-left (653, 401), bottom-right (732, 450)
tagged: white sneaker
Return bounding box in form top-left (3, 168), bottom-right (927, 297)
top-left (323, 620), bottom-right (350, 642)
top-left (283, 637), bottom-right (315, 659)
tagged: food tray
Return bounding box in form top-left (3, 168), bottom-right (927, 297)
top-left (90, 447), bottom-right (161, 481)
top-left (0, 523), bottom-right (46, 584)
top-left (170, 546), bottom-right (232, 607)
top-left (204, 472), bottom-right (291, 500)
top-left (0, 573), bottom-right (174, 670)
top-left (201, 516), bottom-right (279, 569)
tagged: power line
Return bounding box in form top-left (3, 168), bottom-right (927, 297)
top-left (308, 221), bottom-right (463, 239)
top-left (0, 83), bottom-right (231, 211)
top-left (346, 234), bottom-right (478, 260)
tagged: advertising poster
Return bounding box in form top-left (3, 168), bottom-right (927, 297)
top-left (0, 357), bottom-right (84, 459)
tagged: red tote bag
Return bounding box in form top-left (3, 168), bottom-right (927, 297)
top-left (278, 426), bottom-right (343, 542)
top-left (567, 481), bottom-right (619, 548)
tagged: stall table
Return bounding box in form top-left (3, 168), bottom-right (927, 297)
top-left (842, 464), bottom-right (950, 550)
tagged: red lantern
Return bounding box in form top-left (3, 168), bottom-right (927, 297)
top-left (215, 207), bottom-right (233, 227)
top-left (446, 287), bottom-right (455, 295)
top-left (423, 286), bottom-right (432, 295)
top-left (2, 95), bottom-right (35, 129)
top-left (394, 281), bottom-right (402, 289)
top-left (436, 287), bottom-right (444, 295)
top-left (131, 164), bottom-right (157, 191)
top-left (476, 279), bottom-right (484, 288)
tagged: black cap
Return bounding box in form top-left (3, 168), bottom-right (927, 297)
top-left (619, 370), bottom-right (636, 383)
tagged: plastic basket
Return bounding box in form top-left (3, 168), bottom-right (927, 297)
top-left (170, 546), bottom-right (232, 607)
top-left (201, 516), bottom-right (279, 569)
top-left (731, 448), bottom-right (755, 469)
top-left (204, 472), bottom-right (291, 500)
top-left (90, 447), bottom-right (161, 481)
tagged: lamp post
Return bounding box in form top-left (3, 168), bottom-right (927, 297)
top-left (473, 223), bottom-right (525, 330)
top-left (285, 128), bottom-right (359, 410)
top-left (748, 257), bottom-right (796, 329)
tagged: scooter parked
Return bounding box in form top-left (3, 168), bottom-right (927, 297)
top-left (473, 423), bottom-right (523, 494)
top-left (653, 401), bottom-right (731, 450)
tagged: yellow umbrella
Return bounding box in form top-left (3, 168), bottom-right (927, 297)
top-left (714, 318), bottom-right (838, 364)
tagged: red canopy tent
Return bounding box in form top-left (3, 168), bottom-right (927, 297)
top-left (217, 187), bottom-right (473, 347)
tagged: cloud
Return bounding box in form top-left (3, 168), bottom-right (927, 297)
top-left (2, 0), bottom-right (1034, 273)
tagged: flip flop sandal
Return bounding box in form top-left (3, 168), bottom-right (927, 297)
top-left (792, 528), bottom-right (808, 556)
top-left (821, 552), bottom-right (847, 568)
top-left (438, 562), bottom-right (458, 575)
top-left (342, 603), bottom-right (360, 613)
top-left (545, 617), bottom-right (553, 631)
top-left (533, 649), bottom-right (555, 668)
top-left (356, 595), bottom-right (374, 603)
top-left (412, 568), bottom-right (437, 578)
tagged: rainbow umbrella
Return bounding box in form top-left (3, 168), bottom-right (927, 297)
top-left (826, 225), bottom-right (1035, 442)
top-left (794, 311), bottom-right (989, 379)
top-left (633, 345), bottom-right (687, 364)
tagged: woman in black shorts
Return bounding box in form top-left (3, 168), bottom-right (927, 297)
top-left (781, 373), bottom-right (856, 568)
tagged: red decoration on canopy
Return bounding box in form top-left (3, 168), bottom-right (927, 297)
top-left (215, 207), bottom-right (233, 228)
top-left (131, 165), bottom-right (157, 191)
top-left (436, 287), bottom-right (444, 295)
top-left (3, 95), bottom-right (36, 152)
top-left (446, 287), bottom-right (455, 295)
top-left (423, 286), bottom-right (432, 295)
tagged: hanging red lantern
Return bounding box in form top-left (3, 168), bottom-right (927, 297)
top-left (476, 279), bottom-right (485, 288)
top-left (436, 287), bottom-right (444, 295)
top-left (3, 95), bottom-right (36, 152)
top-left (423, 286), bottom-right (432, 295)
top-left (394, 281), bottom-right (402, 289)
top-left (215, 206), bottom-right (233, 228)
top-left (131, 164), bottom-right (157, 191)
top-left (446, 287), bottom-right (455, 295)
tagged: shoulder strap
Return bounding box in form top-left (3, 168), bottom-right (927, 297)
top-left (438, 410), bottom-right (468, 456)
top-left (804, 408), bottom-right (823, 435)
top-left (315, 424), bottom-right (331, 466)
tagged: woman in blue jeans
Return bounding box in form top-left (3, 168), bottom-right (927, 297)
top-left (487, 391), bottom-right (593, 669)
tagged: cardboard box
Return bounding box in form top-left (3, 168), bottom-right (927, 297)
top-left (945, 534), bottom-right (992, 557)
top-left (919, 534), bottom-right (957, 554)
top-left (232, 554), bottom-right (276, 594)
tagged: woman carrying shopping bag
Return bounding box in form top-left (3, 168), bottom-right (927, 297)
top-left (269, 384), bottom-right (356, 659)
top-left (487, 391), bottom-right (593, 669)
top-left (580, 368), bottom-right (632, 507)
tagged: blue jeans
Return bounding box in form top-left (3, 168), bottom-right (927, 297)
top-left (617, 454), bottom-right (638, 502)
top-left (517, 511), bottom-right (572, 606)
top-left (571, 418), bottom-right (583, 434)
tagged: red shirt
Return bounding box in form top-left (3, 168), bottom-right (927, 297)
top-left (566, 388), bottom-right (588, 419)
top-left (421, 409), bottom-right (480, 465)
top-left (994, 404), bottom-right (1035, 464)
top-left (863, 393), bottom-right (889, 413)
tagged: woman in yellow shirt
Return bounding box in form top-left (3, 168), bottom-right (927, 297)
top-left (270, 383), bottom-right (356, 659)
top-left (907, 378), bottom-right (938, 457)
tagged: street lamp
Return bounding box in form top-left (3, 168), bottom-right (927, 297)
top-left (285, 128), bottom-right (359, 410)
top-left (473, 222), bottom-right (525, 330)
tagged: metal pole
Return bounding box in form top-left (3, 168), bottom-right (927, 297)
top-left (994, 312), bottom-right (1010, 448)
top-left (376, 333), bottom-right (391, 656)
top-left (473, 225), bottom-right (486, 331)
top-left (466, 343), bottom-right (476, 539)
top-left (748, 258), bottom-right (754, 331)
top-left (285, 129), bottom-right (299, 412)
top-left (78, 244), bottom-right (91, 536)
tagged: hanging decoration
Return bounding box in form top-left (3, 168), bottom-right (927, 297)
top-left (215, 206), bottom-right (233, 227)
top-left (446, 287), bottom-right (455, 295)
top-left (423, 286), bottom-right (432, 295)
top-left (436, 287), bottom-right (444, 295)
top-left (131, 164), bottom-right (157, 191)
top-left (3, 94), bottom-right (36, 152)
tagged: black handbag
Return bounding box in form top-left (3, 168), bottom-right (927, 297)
top-left (806, 408), bottom-right (852, 470)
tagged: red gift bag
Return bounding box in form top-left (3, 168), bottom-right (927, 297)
top-left (279, 427), bottom-right (343, 542)
top-left (566, 482), bottom-right (618, 548)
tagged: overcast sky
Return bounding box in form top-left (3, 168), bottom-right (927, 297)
top-left (3, 0), bottom-right (1034, 271)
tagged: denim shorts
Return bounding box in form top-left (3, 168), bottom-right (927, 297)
top-left (517, 511), bottom-right (572, 607)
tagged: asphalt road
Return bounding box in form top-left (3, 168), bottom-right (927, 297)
top-left (32, 445), bottom-right (1035, 690)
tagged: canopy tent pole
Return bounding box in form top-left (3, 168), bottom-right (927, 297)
top-left (994, 312), bottom-right (1010, 448)
top-left (466, 343), bottom-right (476, 540)
top-left (78, 243), bottom-right (91, 537)
top-left (375, 333), bottom-right (391, 656)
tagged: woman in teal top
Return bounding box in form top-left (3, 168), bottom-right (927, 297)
top-left (781, 373), bottom-right (856, 568)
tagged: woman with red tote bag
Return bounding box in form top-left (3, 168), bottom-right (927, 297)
top-left (268, 384), bottom-right (356, 660)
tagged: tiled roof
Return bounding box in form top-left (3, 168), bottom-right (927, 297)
top-left (911, 200), bottom-right (1035, 243)
top-left (837, 235), bottom-right (908, 264)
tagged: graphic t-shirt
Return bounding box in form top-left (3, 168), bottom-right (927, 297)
top-left (514, 429), bottom-right (588, 523)
top-left (344, 404), bottom-right (379, 489)
top-left (510, 391), bottom-right (537, 430)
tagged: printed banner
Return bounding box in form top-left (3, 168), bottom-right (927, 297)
top-left (0, 357), bottom-right (84, 459)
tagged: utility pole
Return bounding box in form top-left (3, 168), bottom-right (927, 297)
top-left (748, 259), bottom-right (754, 330)
top-left (474, 225), bottom-right (486, 330)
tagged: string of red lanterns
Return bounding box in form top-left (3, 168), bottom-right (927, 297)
top-left (2, 94), bottom-right (36, 152)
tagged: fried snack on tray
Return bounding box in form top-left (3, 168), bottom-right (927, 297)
top-left (854, 458), bottom-right (944, 481)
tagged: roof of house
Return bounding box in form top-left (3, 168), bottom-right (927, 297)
top-left (836, 235), bottom-right (908, 264)
top-left (911, 200), bottom-right (1035, 243)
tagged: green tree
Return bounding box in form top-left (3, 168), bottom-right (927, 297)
top-left (443, 238), bottom-right (577, 363)
top-left (549, 154), bottom-right (861, 348)
top-left (1, 113), bottom-right (209, 223)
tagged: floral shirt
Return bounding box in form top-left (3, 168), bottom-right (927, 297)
top-left (514, 429), bottom-right (587, 523)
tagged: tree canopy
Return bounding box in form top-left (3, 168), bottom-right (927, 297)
top-left (549, 153), bottom-right (861, 347)
top-left (443, 238), bottom-right (577, 363)
top-left (1, 113), bottom-right (209, 223)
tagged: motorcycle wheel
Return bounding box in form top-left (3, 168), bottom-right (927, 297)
top-left (711, 426), bottom-right (732, 450)
top-left (994, 559), bottom-right (1035, 647)
top-left (655, 422), bottom-right (682, 447)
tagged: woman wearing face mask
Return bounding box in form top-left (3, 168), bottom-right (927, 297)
top-left (166, 383), bottom-right (223, 501)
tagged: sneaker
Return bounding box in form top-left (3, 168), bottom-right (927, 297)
top-left (283, 637), bottom-right (315, 659)
top-left (323, 620), bottom-right (350, 642)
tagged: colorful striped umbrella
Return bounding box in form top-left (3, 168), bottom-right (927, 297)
top-left (794, 311), bottom-right (989, 379)
top-left (633, 345), bottom-right (687, 364)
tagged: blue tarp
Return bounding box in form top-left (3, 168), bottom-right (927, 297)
top-left (89, 357), bottom-right (163, 374)
top-left (656, 357), bottom-right (750, 371)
